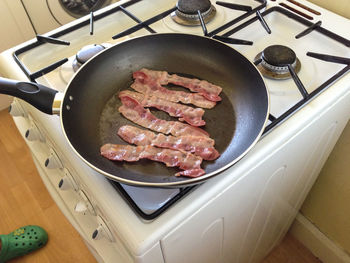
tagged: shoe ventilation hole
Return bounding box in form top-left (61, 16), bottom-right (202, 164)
top-left (22, 236), bottom-right (25, 238)
top-left (22, 243), bottom-right (25, 246)
top-left (27, 233), bottom-right (30, 235)
top-left (35, 237), bottom-right (38, 239)
top-left (38, 242), bottom-right (43, 247)
top-left (29, 236), bottom-right (32, 239)
top-left (34, 232), bottom-right (37, 235)
top-left (31, 229), bottom-right (34, 232)
top-left (29, 243), bottom-right (32, 246)
top-left (15, 237), bottom-right (18, 239)
top-left (23, 228), bottom-right (26, 230)
top-left (15, 243), bottom-right (18, 246)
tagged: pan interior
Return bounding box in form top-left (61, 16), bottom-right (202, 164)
top-left (61, 34), bottom-right (268, 185)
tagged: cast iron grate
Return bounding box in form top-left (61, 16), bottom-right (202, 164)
top-left (13, 0), bottom-right (267, 82)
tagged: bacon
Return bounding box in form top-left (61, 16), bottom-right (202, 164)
top-left (177, 169), bottom-right (205, 177)
top-left (119, 90), bottom-right (205, 126)
top-left (133, 68), bottom-right (222, 102)
top-left (131, 79), bottom-right (216, 109)
top-left (100, 144), bottom-right (205, 177)
top-left (118, 125), bottom-right (220, 160)
top-left (118, 95), bottom-right (209, 138)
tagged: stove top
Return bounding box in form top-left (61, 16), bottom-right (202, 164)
top-left (5, 0), bottom-right (350, 219)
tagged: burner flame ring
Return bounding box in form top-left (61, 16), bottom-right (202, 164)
top-left (170, 5), bottom-right (216, 26)
top-left (260, 57), bottom-right (298, 75)
top-left (254, 45), bottom-right (302, 80)
top-left (176, 6), bottom-right (212, 19)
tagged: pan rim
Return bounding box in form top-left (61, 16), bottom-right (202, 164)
top-left (59, 32), bottom-right (270, 188)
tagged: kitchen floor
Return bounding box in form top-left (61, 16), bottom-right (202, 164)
top-left (263, 234), bottom-right (322, 263)
top-left (0, 109), bottom-right (96, 263)
top-left (0, 109), bottom-right (322, 263)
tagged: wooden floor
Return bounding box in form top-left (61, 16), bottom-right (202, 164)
top-left (0, 109), bottom-right (322, 263)
top-left (263, 234), bottom-right (322, 263)
top-left (0, 110), bottom-right (96, 263)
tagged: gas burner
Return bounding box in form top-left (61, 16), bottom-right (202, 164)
top-left (72, 44), bottom-right (106, 72)
top-left (254, 45), bottom-right (301, 80)
top-left (171, 0), bottom-right (216, 26)
top-left (59, 0), bottom-right (111, 18)
top-left (60, 43), bottom-right (112, 84)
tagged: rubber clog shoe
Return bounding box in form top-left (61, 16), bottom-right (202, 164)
top-left (0, 225), bottom-right (48, 263)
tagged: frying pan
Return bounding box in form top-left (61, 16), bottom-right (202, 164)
top-left (0, 33), bottom-right (269, 187)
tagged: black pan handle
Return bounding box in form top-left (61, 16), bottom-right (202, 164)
top-left (0, 77), bottom-right (58, 115)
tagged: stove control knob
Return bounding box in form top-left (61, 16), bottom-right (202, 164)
top-left (58, 168), bottom-right (78, 191)
top-left (9, 100), bottom-right (27, 117)
top-left (74, 201), bottom-right (88, 214)
top-left (74, 190), bottom-right (95, 215)
top-left (45, 149), bottom-right (63, 169)
top-left (25, 124), bottom-right (44, 142)
top-left (92, 216), bottom-right (114, 242)
top-left (91, 226), bottom-right (104, 240)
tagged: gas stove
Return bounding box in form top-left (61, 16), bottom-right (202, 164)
top-left (0, 0), bottom-right (349, 262)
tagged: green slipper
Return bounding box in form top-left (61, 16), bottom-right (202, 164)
top-left (0, 225), bottom-right (48, 263)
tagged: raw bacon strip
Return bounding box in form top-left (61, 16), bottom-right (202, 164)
top-left (118, 95), bottom-right (209, 138)
top-left (134, 68), bottom-right (222, 102)
top-left (100, 144), bottom-right (205, 178)
top-left (118, 125), bottom-right (220, 161)
top-left (131, 79), bottom-right (216, 109)
top-left (119, 90), bottom-right (205, 126)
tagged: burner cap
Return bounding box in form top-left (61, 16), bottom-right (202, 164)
top-left (73, 44), bottom-right (105, 72)
top-left (177, 0), bottom-right (211, 14)
top-left (76, 44), bottom-right (105, 64)
top-left (254, 45), bottom-right (301, 80)
top-left (171, 0), bottom-right (216, 26)
top-left (262, 45), bottom-right (296, 66)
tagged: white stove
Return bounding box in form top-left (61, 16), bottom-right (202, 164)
top-left (0, 0), bottom-right (349, 262)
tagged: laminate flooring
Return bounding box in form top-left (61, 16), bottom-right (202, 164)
top-left (262, 233), bottom-right (322, 263)
top-left (0, 109), bottom-right (97, 263)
